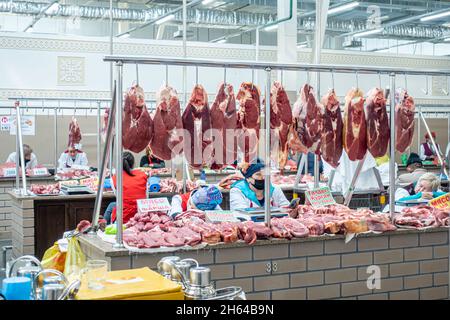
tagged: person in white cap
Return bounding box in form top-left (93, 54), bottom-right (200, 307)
top-left (58, 143), bottom-right (89, 169)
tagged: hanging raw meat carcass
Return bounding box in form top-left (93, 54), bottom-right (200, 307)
top-left (343, 88), bottom-right (367, 161)
top-left (182, 85), bottom-right (212, 169)
top-left (150, 85), bottom-right (183, 160)
top-left (236, 82), bottom-right (261, 163)
top-left (320, 89), bottom-right (343, 168)
top-left (209, 82), bottom-right (237, 169)
top-left (101, 108), bottom-right (110, 142)
top-left (395, 89), bottom-right (415, 153)
top-left (122, 84), bottom-right (154, 153)
top-left (292, 84), bottom-right (323, 154)
top-left (366, 88), bottom-right (390, 158)
top-left (68, 117), bottom-right (81, 147)
top-left (269, 81), bottom-right (293, 170)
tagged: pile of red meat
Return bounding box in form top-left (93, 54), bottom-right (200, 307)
top-left (289, 204), bottom-right (397, 235)
top-left (30, 183), bottom-right (60, 195)
top-left (56, 169), bottom-right (95, 180)
top-left (394, 205), bottom-right (449, 228)
top-left (158, 178), bottom-right (198, 194)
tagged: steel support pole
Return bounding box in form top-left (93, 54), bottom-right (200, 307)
top-left (15, 104), bottom-right (27, 195)
top-left (264, 68), bottom-right (271, 228)
top-left (54, 108), bottom-right (58, 172)
top-left (417, 105), bottom-right (421, 152)
top-left (114, 62), bottom-right (124, 249)
top-left (389, 73), bottom-right (396, 219)
top-left (97, 101), bottom-right (101, 170)
top-left (15, 103), bottom-right (20, 191)
top-left (90, 85), bottom-right (117, 233)
top-left (109, 0), bottom-right (114, 173)
top-left (448, 114), bottom-right (450, 175)
top-left (419, 112), bottom-right (448, 177)
top-left (182, 0), bottom-right (187, 193)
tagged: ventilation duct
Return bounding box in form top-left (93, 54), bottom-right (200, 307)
top-left (299, 18), bottom-right (450, 39)
top-left (0, 0), bottom-right (275, 27)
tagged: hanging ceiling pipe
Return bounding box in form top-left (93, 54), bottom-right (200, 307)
top-left (210, 0), bottom-right (292, 43)
top-left (23, 0), bottom-right (59, 32)
top-left (116, 0), bottom-right (203, 37)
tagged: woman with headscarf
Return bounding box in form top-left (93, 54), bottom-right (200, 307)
top-left (169, 185), bottom-right (223, 219)
top-left (230, 159), bottom-right (289, 211)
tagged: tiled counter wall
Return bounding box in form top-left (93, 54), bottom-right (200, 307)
top-left (0, 178), bottom-right (54, 241)
top-left (80, 229), bottom-right (449, 300)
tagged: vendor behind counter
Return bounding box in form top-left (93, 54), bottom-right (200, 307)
top-left (230, 160), bottom-right (289, 210)
top-left (169, 185), bottom-right (223, 218)
top-left (104, 152), bottom-right (149, 224)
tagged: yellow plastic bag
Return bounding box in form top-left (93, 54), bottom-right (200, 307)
top-left (41, 242), bottom-right (66, 273)
top-left (64, 237), bottom-right (86, 281)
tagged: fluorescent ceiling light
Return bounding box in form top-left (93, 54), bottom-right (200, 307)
top-left (297, 44), bottom-right (307, 48)
top-left (118, 33), bottom-right (130, 38)
top-left (202, 0), bottom-right (215, 4)
top-left (155, 14), bottom-right (175, 25)
top-left (263, 24), bottom-right (278, 32)
top-left (45, 2), bottom-right (60, 15)
top-left (420, 10), bottom-right (450, 22)
top-left (216, 39), bottom-right (227, 44)
top-left (328, 2), bottom-right (359, 15)
top-left (25, 26), bottom-right (34, 33)
top-left (444, 37), bottom-right (450, 42)
top-left (353, 28), bottom-right (383, 38)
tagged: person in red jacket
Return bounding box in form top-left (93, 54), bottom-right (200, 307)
top-left (104, 152), bottom-right (148, 224)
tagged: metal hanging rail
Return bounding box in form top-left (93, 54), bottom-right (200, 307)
top-left (103, 54), bottom-right (450, 249)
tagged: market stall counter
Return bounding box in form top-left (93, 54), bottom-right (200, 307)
top-left (0, 176), bottom-right (56, 241)
top-left (79, 227), bottom-right (449, 300)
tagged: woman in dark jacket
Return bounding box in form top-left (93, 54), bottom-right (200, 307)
top-left (140, 146), bottom-right (165, 168)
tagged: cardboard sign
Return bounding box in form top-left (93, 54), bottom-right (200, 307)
top-left (32, 167), bottom-right (49, 176)
top-left (3, 167), bottom-right (17, 177)
top-left (429, 193), bottom-right (450, 211)
top-left (205, 210), bottom-right (240, 223)
top-left (137, 197), bottom-right (171, 213)
top-left (9, 115), bottom-right (36, 136)
top-left (79, 177), bottom-right (99, 191)
top-left (305, 186), bottom-right (336, 207)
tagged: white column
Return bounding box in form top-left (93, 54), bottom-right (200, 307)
top-left (277, 0), bottom-right (297, 92)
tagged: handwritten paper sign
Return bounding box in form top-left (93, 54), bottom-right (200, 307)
top-left (305, 186), bottom-right (336, 207)
top-left (59, 180), bottom-right (79, 188)
top-left (137, 197), bottom-right (171, 213)
top-left (32, 167), bottom-right (49, 176)
top-left (79, 177), bottom-right (99, 191)
top-left (3, 167), bottom-right (17, 177)
top-left (205, 210), bottom-right (239, 223)
top-left (429, 193), bottom-right (450, 211)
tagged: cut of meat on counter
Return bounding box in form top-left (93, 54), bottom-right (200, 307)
top-left (30, 183), bottom-right (60, 195)
top-left (209, 83), bottom-right (237, 169)
top-left (366, 88), bottom-right (390, 158)
top-left (218, 172), bottom-right (244, 189)
top-left (343, 88), bottom-right (367, 161)
top-left (182, 85), bottom-right (212, 169)
top-left (68, 117), bottom-right (82, 147)
top-left (395, 89), bottom-right (415, 153)
top-left (393, 205), bottom-right (448, 228)
top-left (122, 84), bottom-right (154, 153)
top-left (236, 82), bottom-right (261, 163)
top-left (320, 89), bottom-right (343, 168)
top-left (150, 85), bottom-right (183, 161)
top-left (269, 81), bottom-right (293, 171)
top-left (292, 84), bottom-right (323, 154)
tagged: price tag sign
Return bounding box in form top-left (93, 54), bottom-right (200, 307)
top-left (1, 116), bottom-right (10, 131)
top-left (137, 197), bottom-right (171, 213)
top-left (32, 167), bottom-right (49, 176)
top-left (429, 193), bottom-right (450, 211)
top-left (205, 210), bottom-right (240, 223)
top-left (305, 186), bottom-right (336, 207)
top-left (59, 180), bottom-right (79, 188)
top-left (3, 167), bottom-right (17, 177)
top-left (79, 177), bottom-right (99, 191)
